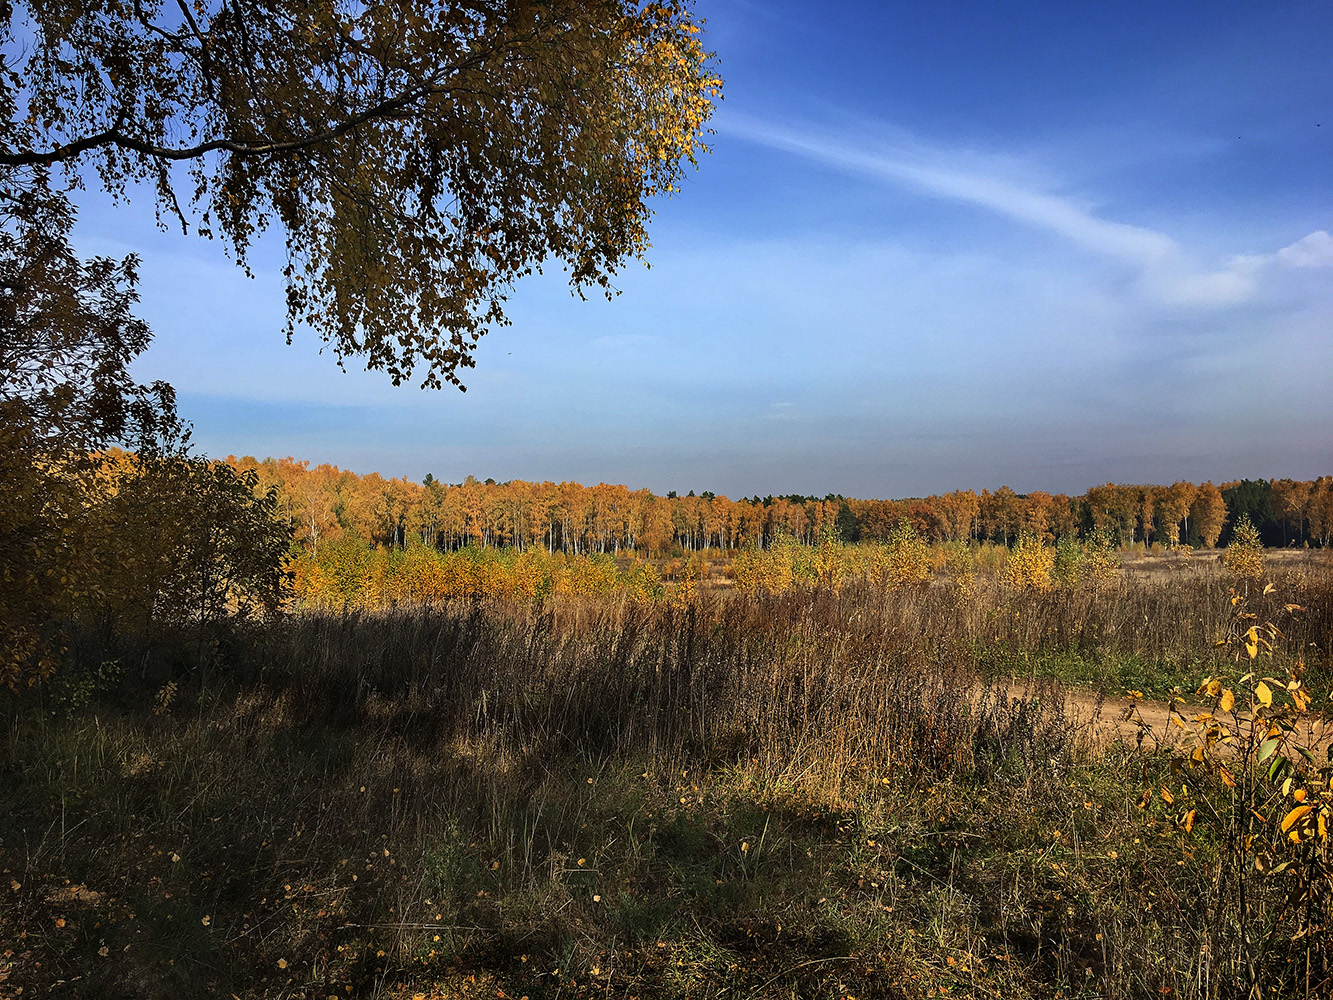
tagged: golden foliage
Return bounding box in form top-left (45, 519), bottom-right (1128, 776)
top-left (4, 0), bottom-right (723, 389)
top-left (1223, 513), bottom-right (1266, 580)
top-left (1137, 589), bottom-right (1327, 993)
top-left (1003, 533), bottom-right (1053, 592)
top-left (877, 520), bottom-right (931, 589)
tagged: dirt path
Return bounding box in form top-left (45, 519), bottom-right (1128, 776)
top-left (1010, 682), bottom-right (1333, 757)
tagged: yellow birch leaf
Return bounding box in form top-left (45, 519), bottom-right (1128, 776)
top-left (1255, 681), bottom-right (1272, 706)
top-left (1219, 767), bottom-right (1237, 788)
top-left (1281, 805), bottom-right (1313, 833)
top-left (1183, 809), bottom-right (1196, 832)
top-left (1219, 689), bottom-right (1235, 713)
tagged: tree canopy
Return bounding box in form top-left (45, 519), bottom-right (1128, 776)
top-left (0, 0), bottom-right (721, 388)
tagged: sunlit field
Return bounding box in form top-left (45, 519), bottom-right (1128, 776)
top-left (5, 540), bottom-right (1331, 999)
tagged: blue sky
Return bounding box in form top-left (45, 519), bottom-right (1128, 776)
top-left (78, 0), bottom-right (1332, 498)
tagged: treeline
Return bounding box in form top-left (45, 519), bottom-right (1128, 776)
top-left (226, 456), bottom-right (1333, 555)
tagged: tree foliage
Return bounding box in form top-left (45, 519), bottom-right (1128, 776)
top-left (0, 184), bottom-right (289, 688)
top-left (86, 450), bottom-right (293, 636)
top-left (1221, 479), bottom-right (1280, 547)
top-left (218, 458), bottom-right (1333, 562)
top-left (0, 182), bottom-right (178, 688)
top-left (1, 0), bottom-right (722, 387)
top-left (0, 181), bottom-right (175, 452)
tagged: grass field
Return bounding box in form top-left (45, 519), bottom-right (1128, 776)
top-left (3, 554), bottom-right (1332, 998)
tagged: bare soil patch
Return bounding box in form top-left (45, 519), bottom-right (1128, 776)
top-left (1049, 682), bottom-right (1333, 756)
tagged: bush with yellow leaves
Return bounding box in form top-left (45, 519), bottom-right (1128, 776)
top-left (877, 519), bottom-right (931, 589)
top-left (1133, 584), bottom-right (1327, 996)
top-left (1222, 513), bottom-right (1265, 581)
top-left (1003, 532), bottom-right (1053, 592)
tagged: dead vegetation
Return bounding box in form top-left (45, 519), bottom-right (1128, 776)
top-left (2, 559), bottom-right (1331, 998)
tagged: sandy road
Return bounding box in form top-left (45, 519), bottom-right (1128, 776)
top-left (1045, 684), bottom-right (1333, 758)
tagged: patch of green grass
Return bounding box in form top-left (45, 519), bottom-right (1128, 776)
top-left (980, 645), bottom-right (1216, 701)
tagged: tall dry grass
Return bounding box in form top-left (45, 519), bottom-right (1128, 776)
top-left (265, 582), bottom-right (1081, 792)
top-left (3, 557), bottom-right (1331, 998)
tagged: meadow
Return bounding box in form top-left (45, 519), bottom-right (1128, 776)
top-left (3, 542), bottom-right (1332, 999)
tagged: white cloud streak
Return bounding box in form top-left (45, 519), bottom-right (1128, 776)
top-left (721, 113), bottom-right (1329, 310)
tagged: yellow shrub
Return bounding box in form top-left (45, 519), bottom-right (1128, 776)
top-left (1222, 514), bottom-right (1265, 580)
top-left (1004, 533), bottom-right (1053, 592)
top-left (880, 520), bottom-right (930, 588)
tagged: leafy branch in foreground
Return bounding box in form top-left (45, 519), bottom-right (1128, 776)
top-left (2, 0), bottom-right (722, 387)
top-left (1139, 585), bottom-right (1329, 996)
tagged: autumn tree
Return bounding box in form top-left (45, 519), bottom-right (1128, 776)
top-left (845, 498), bottom-right (897, 542)
top-left (1309, 478), bottom-right (1333, 547)
top-left (1157, 481), bottom-right (1197, 547)
top-left (1019, 490), bottom-right (1055, 542)
top-left (2, 0), bottom-right (721, 388)
top-left (934, 490), bottom-right (980, 543)
top-left (1136, 486), bottom-right (1156, 549)
top-left (980, 486), bottom-right (1021, 546)
top-left (1085, 483), bottom-right (1140, 547)
top-left (1221, 513), bottom-right (1264, 580)
top-left (88, 452), bottom-right (292, 636)
top-left (0, 183), bottom-right (177, 686)
top-left (1270, 479), bottom-right (1311, 546)
top-left (1191, 482), bottom-right (1227, 548)
top-left (637, 492), bottom-right (673, 554)
top-left (1047, 494), bottom-right (1078, 541)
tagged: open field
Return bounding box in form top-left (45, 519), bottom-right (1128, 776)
top-left (3, 556), bottom-right (1333, 999)
top-left (5, 3), bottom-right (1330, 997)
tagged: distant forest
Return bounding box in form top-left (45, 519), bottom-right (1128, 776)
top-left (222, 456), bottom-right (1332, 554)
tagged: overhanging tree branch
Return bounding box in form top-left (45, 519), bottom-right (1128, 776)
top-left (0, 80), bottom-right (467, 166)
top-left (2, 0), bottom-right (720, 387)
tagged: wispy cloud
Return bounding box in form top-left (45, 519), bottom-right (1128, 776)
top-left (1275, 230), bottom-right (1333, 268)
top-left (720, 113), bottom-right (1329, 310)
top-left (724, 114), bottom-right (1175, 263)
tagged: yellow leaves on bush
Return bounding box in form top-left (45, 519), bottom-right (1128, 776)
top-left (1149, 585), bottom-right (1331, 987)
top-left (879, 520), bottom-right (931, 589)
top-left (1003, 533), bottom-right (1053, 592)
top-left (1222, 513), bottom-right (1265, 579)
top-left (291, 543), bottom-right (679, 609)
top-left (729, 523), bottom-right (930, 597)
top-left (1281, 805), bottom-right (1313, 834)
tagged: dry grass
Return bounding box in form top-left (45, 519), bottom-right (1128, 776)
top-left (2, 560), bottom-right (1331, 998)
